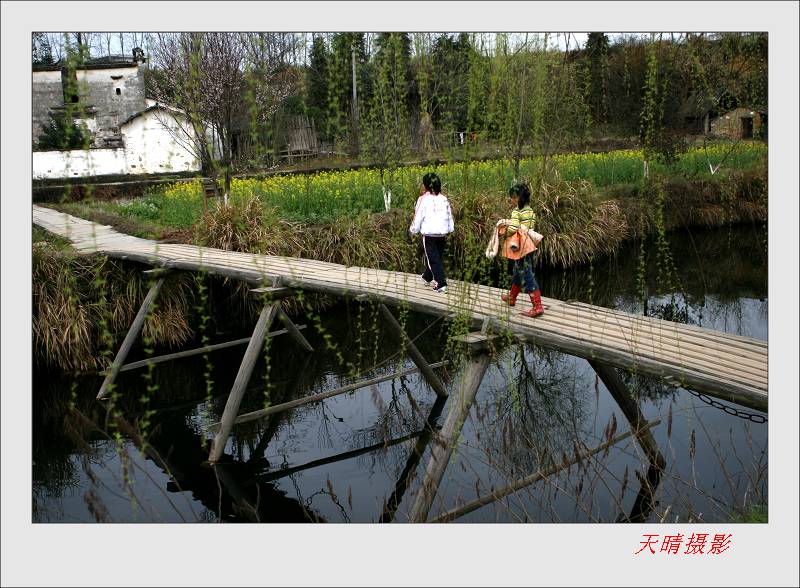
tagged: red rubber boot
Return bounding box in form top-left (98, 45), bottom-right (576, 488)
top-left (501, 284), bottom-right (522, 306)
top-left (522, 289), bottom-right (544, 317)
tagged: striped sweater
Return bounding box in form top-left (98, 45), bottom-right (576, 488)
top-left (506, 205), bottom-right (535, 235)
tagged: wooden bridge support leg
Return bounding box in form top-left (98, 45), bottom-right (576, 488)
top-left (380, 396), bottom-right (447, 523)
top-left (97, 275), bottom-right (167, 400)
top-left (588, 359), bottom-right (666, 469)
top-left (209, 302), bottom-right (279, 462)
top-left (619, 462), bottom-right (663, 523)
top-left (213, 463), bottom-right (261, 522)
top-left (379, 304), bottom-right (448, 398)
top-left (408, 336), bottom-right (495, 522)
top-left (276, 307), bottom-right (314, 352)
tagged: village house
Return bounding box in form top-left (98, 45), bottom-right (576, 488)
top-left (678, 91), bottom-right (767, 140)
top-left (32, 49), bottom-right (208, 179)
top-left (710, 107), bottom-right (767, 140)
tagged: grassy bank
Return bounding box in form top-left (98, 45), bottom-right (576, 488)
top-left (51, 143), bottom-right (765, 225)
top-left (48, 166), bottom-right (767, 271)
top-left (33, 230), bottom-right (197, 372)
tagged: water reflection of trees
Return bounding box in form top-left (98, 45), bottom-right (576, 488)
top-left (471, 345), bottom-right (591, 488)
top-left (348, 375), bottom-right (442, 476)
top-left (33, 374), bottom-right (116, 521)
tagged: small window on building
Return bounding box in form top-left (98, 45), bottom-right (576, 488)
top-left (116, 88), bottom-right (121, 96)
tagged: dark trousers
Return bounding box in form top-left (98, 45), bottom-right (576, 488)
top-left (421, 235), bottom-right (447, 288)
top-left (511, 252), bottom-right (539, 293)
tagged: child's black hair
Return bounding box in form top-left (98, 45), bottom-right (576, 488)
top-left (509, 182), bottom-right (531, 209)
top-left (423, 172), bottom-right (442, 195)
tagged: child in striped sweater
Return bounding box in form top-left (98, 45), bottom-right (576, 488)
top-left (500, 183), bottom-right (544, 317)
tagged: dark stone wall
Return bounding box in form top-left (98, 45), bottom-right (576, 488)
top-left (79, 65), bottom-right (146, 147)
top-left (32, 71), bottom-right (65, 146)
top-left (32, 64), bottom-right (146, 149)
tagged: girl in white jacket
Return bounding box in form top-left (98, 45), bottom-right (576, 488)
top-left (409, 172), bottom-right (454, 293)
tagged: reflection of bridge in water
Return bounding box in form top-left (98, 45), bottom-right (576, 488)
top-left (121, 410), bottom-right (327, 523)
top-left (34, 205), bottom-right (767, 522)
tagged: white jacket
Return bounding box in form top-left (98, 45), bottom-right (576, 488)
top-left (409, 193), bottom-right (454, 236)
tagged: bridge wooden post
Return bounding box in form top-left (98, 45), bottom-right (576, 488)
top-left (246, 354), bottom-right (314, 467)
top-left (208, 287), bottom-right (313, 462)
top-left (380, 395), bottom-right (447, 523)
top-left (97, 326), bottom-right (308, 376)
top-left (618, 461), bottom-right (663, 523)
top-left (588, 359), bottom-right (666, 469)
top-left (97, 271), bottom-right (169, 400)
top-left (379, 303), bottom-right (448, 398)
top-left (212, 463), bottom-right (261, 522)
top-left (251, 288), bottom-right (313, 352)
top-left (408, 332), bottom-right (498, 523)
top-left (209, 300), bottom-right (279, 462)
top-left (276, 307), bottom-right (314, 352)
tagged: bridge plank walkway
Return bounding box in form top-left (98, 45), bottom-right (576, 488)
top-left (33, 205), bottom-right (768, 411)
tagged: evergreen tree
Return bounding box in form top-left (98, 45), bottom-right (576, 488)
top-left (363, 33), bottom-right (411, 195)
top-left (431, 33), bottom-right (473, 134)
top-left (327, 32), bottom-right (367, 150)
top-left (37, 113), bottom-right (90, 150)
top-left (584, 32), bottom-right (610, 124)
top-left (306, 35), bottom-right (330, 140)
top-left (374, 32), bottom-right (415, 111)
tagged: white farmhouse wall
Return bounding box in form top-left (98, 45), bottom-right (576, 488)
top-left (33, 148), bottom-right (127, 179)
top-left (33, 105), bottom-right (205, 180)
top-left (77, 67), bottom-right (140, 86)
top-left (120, 109), bottom-right (201, 174)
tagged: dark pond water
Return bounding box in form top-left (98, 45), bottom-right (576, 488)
top-left (32, 223), bottom-right (768, 523)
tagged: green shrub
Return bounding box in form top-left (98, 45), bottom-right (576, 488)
top-left (118, 197), bottom-right (162, 221)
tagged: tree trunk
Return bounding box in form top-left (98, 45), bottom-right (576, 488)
top-left (350, 43), bottom-right (360, 156)
top-left (225, 110), bottom-right (233, 197)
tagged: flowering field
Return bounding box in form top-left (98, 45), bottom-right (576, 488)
top-left (124, 143), bottom-right (767, 227)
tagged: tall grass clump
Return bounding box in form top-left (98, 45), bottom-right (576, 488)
top-left (533, 176), bottom-right (629, 267)
top-left (33, 244), bottom-right (195, 372)
top-left (302, 209), bottom-right (412, 270)
top-left (196, 196), bottom-right (302, 255)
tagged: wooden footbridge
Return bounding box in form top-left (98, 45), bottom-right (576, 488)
top-left (34, 204), bottom-right (768, 522)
